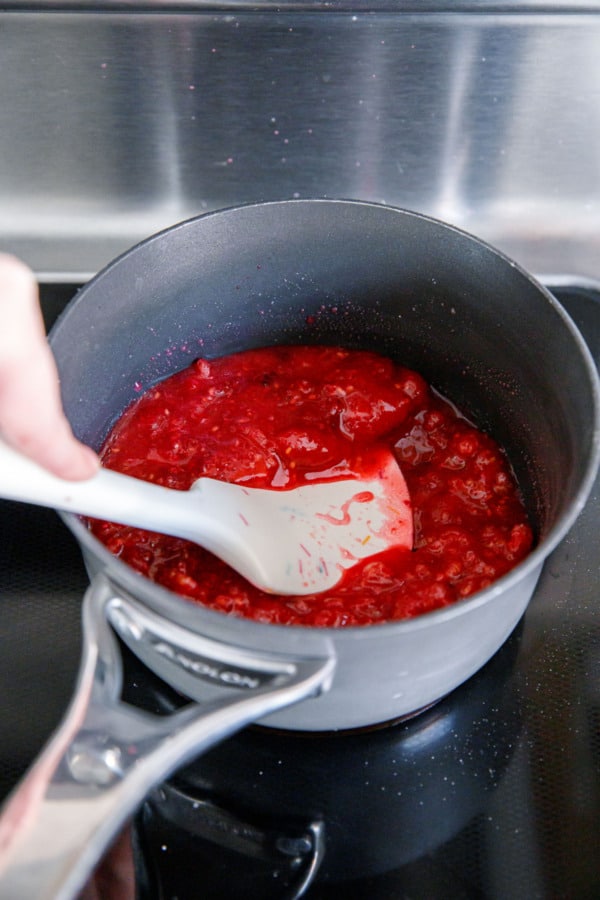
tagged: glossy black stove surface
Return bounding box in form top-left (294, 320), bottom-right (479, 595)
top-left (0, 283), bottom-right (598, 899)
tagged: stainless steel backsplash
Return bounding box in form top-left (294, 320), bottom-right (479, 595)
top-left (2, 5), bottom-right (600, 280)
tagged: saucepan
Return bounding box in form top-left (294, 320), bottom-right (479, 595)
top-left (0, 200), bottom-right (598, 899)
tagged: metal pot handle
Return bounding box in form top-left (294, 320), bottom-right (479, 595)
top-left (0, 574), bottom-right (335, 900)
top-left (143, 783), bottom-right (325, 900)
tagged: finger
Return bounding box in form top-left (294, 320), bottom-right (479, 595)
top-left (0, 255), bottom-right (99, 480)
top-left (0, 343), bottom-right (98, 479)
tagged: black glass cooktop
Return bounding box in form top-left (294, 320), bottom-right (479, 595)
top-left (0, 282), bottom-right (598, 899)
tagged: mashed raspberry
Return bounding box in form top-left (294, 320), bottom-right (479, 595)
top-left (91, 346), bottom-right (533, 627)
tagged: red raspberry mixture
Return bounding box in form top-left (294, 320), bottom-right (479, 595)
top-left (91, 346), bottom-right (533, 627)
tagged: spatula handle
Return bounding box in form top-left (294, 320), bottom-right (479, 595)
top-left (0, 439), bottom-right (187, 529)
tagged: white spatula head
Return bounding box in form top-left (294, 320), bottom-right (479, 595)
top-left (190, 447), bottom-right (413, 595)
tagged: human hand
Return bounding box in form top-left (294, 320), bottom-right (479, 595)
top-left (0, 254), bottom-right (98, 480)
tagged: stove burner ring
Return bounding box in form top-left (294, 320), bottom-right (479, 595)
top-left (251, 697), bottom-right (442, 738)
